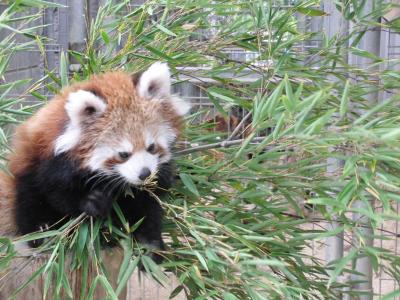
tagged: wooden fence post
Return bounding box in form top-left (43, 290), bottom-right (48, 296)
top-left (0, 248), bottom-right (126, 300)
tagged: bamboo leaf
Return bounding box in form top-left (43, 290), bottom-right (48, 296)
top-left (339, 80), bottom-right (350, 118)
top-left (60, 51), bottom-right (69, 88)
top-left (327, 249), bottom-right (358, 287)
top-left (179, 173), bottom-right (200, 197)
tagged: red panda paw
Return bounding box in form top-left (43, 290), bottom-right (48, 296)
top-left (80, 190), bottom-right (112, 218)
top-left (28, 223), bottom-right (50, 248)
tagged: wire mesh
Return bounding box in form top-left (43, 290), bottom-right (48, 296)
top-left (375, 19), bottom-right (400, 299)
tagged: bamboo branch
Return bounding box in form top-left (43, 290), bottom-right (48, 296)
top-left (175, 136), bottom-right (267, 156)
top-left (226, 111), bottom-right (252, 141)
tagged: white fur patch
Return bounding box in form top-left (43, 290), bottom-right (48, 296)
top-left (148, 126), bottom-right (176, 163)
top-left (54, 124), bottom-right (81, 155)
top-left (65, 90), bottom-right (107, 123)
top-left (138, 62), bottom-right (171, 99)
top-left (145, 131), bottom-right (155, 147)
top-left (87, 146), bottom-right (114, 171)
top-left (115, 151), bottom-right (158, 184)
top-left (87, 139), bottom-right (133, 171)
top-left (169, 95), bottom-right (191, 116)
top-left (54, 90), bottom-right (107, 155)
top-left (155, 125), bottom-right (176, 147)
top-left (137, 62), bottom-right (191, 116)
top-left (117, 139), bottom-right (134, 153)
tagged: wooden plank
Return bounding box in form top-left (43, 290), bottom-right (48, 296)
top-left (0, 248), bottom-right (127, 300)
top-left (127, 271), bottom-right (186, 300)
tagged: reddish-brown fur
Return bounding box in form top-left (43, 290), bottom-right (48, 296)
top-left (8, 71), bottom-right (183, 176)
top-left (0, 172), bottom-right (16, 236)
top-left (1, 71), bottom-right (184, 237)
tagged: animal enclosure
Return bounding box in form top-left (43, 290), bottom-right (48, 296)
top-left (1, 1), bottom-right (400, 299)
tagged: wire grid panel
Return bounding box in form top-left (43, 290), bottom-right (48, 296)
top-left (374, 19), bottom-right (400, 298)
top-left (0, 1), bottom-right (69, 101)
top-left (175, 3), bottom-right (400, 299)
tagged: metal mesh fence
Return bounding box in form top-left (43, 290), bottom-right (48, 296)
top-left (1, 2), bottom-right (68, 100)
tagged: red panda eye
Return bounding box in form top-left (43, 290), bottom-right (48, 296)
top-left (147, 143), bottom-right (156, 154)
top-left (118, 152), bottom-right (131, 160)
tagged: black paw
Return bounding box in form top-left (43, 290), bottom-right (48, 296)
top-left (137, 238), bottom-right (165, 271)
top-left (148, 251), bottom-right (164, 265)
top-left (28, 239), bottom-right (43, 248)
top-left (28, 223), bottom-right (50, 248)
top-left (80, 190), bottom-right (112, 217)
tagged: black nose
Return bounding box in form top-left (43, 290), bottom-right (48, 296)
top-left (138, 168), bottom-right (151, 180)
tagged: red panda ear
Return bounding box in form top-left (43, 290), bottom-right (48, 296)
top-left (65, 90), bottom-right (107, 123)
top-left (137, 62), bottom-right (171, 99)
top-left (168, 95), bottom-right (191, 116)
top-left (136, 62), bottom-right (191, 116)
top-left (54, 90), bottom-right (107, 155)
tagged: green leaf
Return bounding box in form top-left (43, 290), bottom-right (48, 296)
top-left (86, 275), bottom-right (101, 300)
top-left (154, 23), bottom-right (177, 37)
top-left (60, 51), bottom-right (69, 88)
top-left (169, 285), bottom-right (184, 299)
top-left (56, 243), bottom-right (65, 294)
top-left (101, 30), bottom-right (110, 44)
top-left (296, 7), bottom-right (328, 16)
top-left (145, 45), bottom-right (174, 61)
top-left (141, 255), bottom-right (169, 285)
top-left (339, 80), bottom-right (350, 118)
top-left (116, 257), bottom-right (140, 295)
top-left (179, 173), bottom-right (200, 197)
top-left (382, 289), bottom-right (400, 300)
top-left (327, 249), bottom-right (358, 287)
top-left (223, 292), bottom-right (239, 300)
top-left (77, 222), bottom-right (89, 258)
top-left (98, 275), bottom-right (118, 300)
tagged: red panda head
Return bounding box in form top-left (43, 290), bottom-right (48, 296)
top-left (54, 62), bottom-right (190, 185)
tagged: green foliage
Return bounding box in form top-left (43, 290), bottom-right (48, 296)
top-left (1, 0), bottom-right (400, 299)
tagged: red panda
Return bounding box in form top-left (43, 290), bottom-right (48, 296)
top-left (1, 62), bottom-right (190, 256)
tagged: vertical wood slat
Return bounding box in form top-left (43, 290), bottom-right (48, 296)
top-left (322, 3), bottom-right (348, 299)
top-left (348, 1), bottom-right (381, 299)
top-left (127, 271), bottom-right (186, 300)
top-left (0, 248), bottom-right (127, 300)
top-left (0, 251), bottom-right (187, 299)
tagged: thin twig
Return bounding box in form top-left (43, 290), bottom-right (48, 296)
top-left (281, 212), bottom-right (400, 237)
top-left (226, 111), bottom-right (252, 141)
top-left (175, 136), bottom-right (267, 156)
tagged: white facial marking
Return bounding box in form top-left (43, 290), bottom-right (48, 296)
top-left (54, 90), bottom-right (107, 155)
top-left (87, 139), bottom-right (133, 172)
top-left (87, 146), bottom-right (114, 171)
top-left (138, 62), bottom-right (171, 99)
top-left (115, 151), bottom-right (158, 184)
top-left (54, 125), bottom-right (81, 155)
top-left (117, 139), bottom-right (134, 153)
top-left (86, 132), bottom-right (173, 185)
top-left (145, 126), bottom-right (175, 163)
top-left (156, 124), bottom-right (176, 148)
top-left (145, 131), bottom-right (155, 147)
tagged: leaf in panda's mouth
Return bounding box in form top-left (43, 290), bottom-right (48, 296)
top-left (123, 171), bottom-right (159, 198)
top-left (140, 169), bottom-right (159, 190)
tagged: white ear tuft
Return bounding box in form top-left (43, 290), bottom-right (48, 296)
top-left (169, 95), bottom-right (191, 116)
top-left (137, 62), bottom-right (171, 99)
top-left (54, 90), bottom-right (107, 155)
top-left (65, 90), bottom-right (107, 124)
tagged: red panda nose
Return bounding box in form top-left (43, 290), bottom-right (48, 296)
top-left (139, 168), bottom-right (151, 180)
